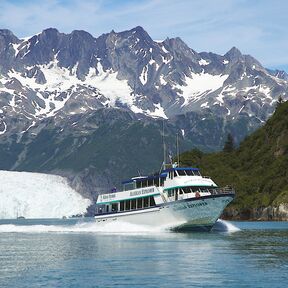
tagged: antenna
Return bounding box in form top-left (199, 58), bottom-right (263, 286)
top-left (177, 133), bottom-right (180, 166)
top-left (162, 120), bottom-right (166, 170)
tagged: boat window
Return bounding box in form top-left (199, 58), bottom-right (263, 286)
top-left (194, 171), bottom-right (201, 176)
top-left (125, 200), bottom-right (130, 210)
top-left (149, 196), bottom-right (156, 207)
top-left (177, 170), bottom-right (186, 176)
top-left (182, 187), bottom-right (192, 194)
top-left (120, 201), bottom-right (124, 211)
top-left (143, 197), bottom-right (149, 208)
top-left (106, 205), bottom-right (110, 213)
top-left (124, 182), bottom-right (134, 191)
top-left (112, 203), bottom-right (118, 212)
top-left (131, 199), bottom-right (137, 210)
top-left (174, 171), bottom-right (177, 177)
top-left (188, 186), bottom-right (211, 192)
top-left (137, 198), bottom-right (142, 209)
top-left (185, 170), bottom-right (194, 176)
top-left (154, 178), bottom-right (160, 187)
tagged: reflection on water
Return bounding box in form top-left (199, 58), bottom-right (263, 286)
top-left (0, 219), bottom-right (287, 288)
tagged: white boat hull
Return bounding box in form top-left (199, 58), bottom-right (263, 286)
top-left (95, 194), bottom-right (234, 231)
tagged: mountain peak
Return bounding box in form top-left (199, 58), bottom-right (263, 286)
top-left (163, 37), bottom-right (190, 50)
top-left (41, 27), bottom-right (59, 34)
top-left (224, 46), bottom-right (242, 59)
top-left (0, 29), bottom-right (19, 43)
top-left (70, 30), bottom-right (95, 42)
top-left (123, 26), bottom-right (151, 39)
top-left (131, 26), bottom-right (146, 33)
top-left (0, 29), bottom-right (14, 36)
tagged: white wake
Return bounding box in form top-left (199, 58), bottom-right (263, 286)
top-left (0, 221), bottom-right (168, 234)
top-left (212, 219), bottom-right (240, 233)
top-left (0, 170), bottom-right (91, 219)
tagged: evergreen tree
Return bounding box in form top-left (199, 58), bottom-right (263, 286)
top-left (276, 95), bottom-right (284, 108)
top-left (223, 133), bottom-right (234, 152)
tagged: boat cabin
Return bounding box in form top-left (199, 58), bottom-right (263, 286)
top-left (122, 168), bottom-right (201, 190)
top-left (122, 174), bottom-right (167, 191)
top-left (162, 167), bottom-right (201, 180)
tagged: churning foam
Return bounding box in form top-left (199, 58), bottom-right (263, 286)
top-left (212, 219), bottom-right (240, 233)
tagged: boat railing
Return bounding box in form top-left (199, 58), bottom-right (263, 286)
top-left (210, 186), bottom-right (235, 195)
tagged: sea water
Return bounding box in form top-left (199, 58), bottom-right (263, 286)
top-left (0, 219), bottom-right (287, 288)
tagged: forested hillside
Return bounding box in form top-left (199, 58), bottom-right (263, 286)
top-left (179, 100), bottom-right (288, 220)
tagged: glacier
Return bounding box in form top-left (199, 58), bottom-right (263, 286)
top-left (0, 170), bottom-right (91, 219)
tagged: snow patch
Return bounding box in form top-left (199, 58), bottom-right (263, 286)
top-left (149, 59), bottom-right (160, 70)
top-left (239, 105), bottom-right (245, 113)
top-left (259, 85), bottom-right (271, 97)
top-left (161, 55), bottom-right (171, 64)
top-left (223, 59), bottom-right (229, 64)
top-left (159, 75), bottom-right (167, 85)
top-left (161, 45), bottom-right (169, 54)
top-left (12, 43), bottom-right (21, 57)
top-left (177, 72), bottom-right (229, 106)
top-left (86, 64), bottom-right (132, 106)
top-left (0, 171), bottom-right (91, 219)
top-left (130, 103), bottom-right (167, 119)
top-left (139, 65), bottom-right (148, 85)
top-left (149, 103), bottom-right (168, 119)
top-left (199, 59), bottom-right (210, 66)
top-left (200, 102), bottom-right (208, 108)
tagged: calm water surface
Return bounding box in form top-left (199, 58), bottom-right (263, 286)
top-left (0, 219), bottom-right (287, 288)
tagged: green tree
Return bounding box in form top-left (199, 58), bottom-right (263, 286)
top-left (276, 95), bottom-right (284, 109)
top-left (223, 133), bottom-right (234, 152)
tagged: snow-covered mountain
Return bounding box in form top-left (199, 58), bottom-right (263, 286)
top-left (0, 26), bottom-right (288, 201)
top-left (0, 170), bottom-right (91, 219)
top-left (0, 26), bottom-right (287, 138)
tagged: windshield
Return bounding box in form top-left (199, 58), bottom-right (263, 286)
top-left (176, 169), bottom-right (201, 176)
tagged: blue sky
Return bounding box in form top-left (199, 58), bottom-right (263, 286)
top-left (1, 0), bottom-right (288, 71)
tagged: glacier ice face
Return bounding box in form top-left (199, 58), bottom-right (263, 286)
top-left (0, 170), bottom-right (91, 219)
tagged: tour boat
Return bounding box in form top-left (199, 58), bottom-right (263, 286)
top-left (95, 165), bottom-right (235, 231)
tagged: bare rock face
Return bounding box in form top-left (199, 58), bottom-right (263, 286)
top-left (223, 204), bottom-right (288, 221)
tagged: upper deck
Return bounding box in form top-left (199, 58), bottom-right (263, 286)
top-left (163, 167), bottom-right (217, 190)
